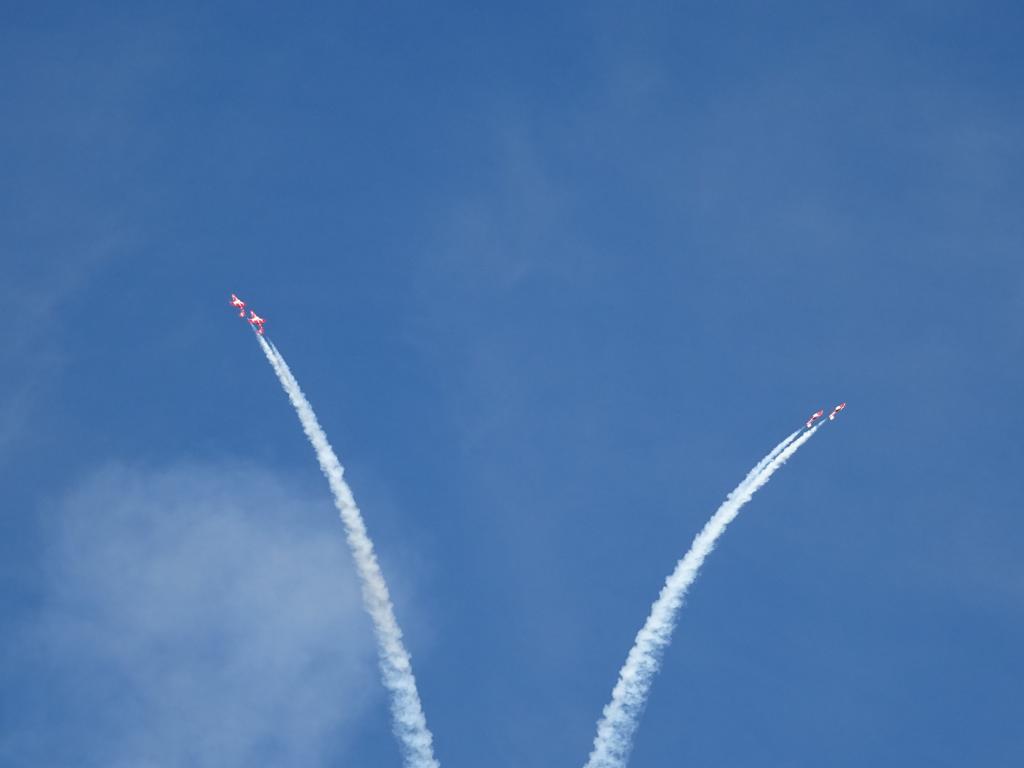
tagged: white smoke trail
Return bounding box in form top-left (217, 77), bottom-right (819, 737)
top-left (257, 335), bottom-right (440, 768)
top-left (740, 428), bottom-right (801, 491)
top-left (584, 426), bottom-right (819, 768)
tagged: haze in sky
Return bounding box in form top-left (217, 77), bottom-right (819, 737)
top-left (3, 2), bottom-right (1023, 766)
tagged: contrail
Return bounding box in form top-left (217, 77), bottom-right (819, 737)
top-left (584, 426), bottom-right (819, 768)
top-left (257, 334), bottom-right (440, 768)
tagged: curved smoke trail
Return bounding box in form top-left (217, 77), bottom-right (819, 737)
top-left (257, 335), bottom-right (440, 768)
top-left (584, 426), bottom-right (818, 768)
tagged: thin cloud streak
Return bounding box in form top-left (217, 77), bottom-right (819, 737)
top-left (584, 426), bottom-right (819, 768)
top-left (258, 335), bottom-right (440, 768)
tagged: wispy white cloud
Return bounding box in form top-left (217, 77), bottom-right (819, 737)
top-left (3, 462), bottom-right (377, 767)
top-left (0, 246), bottom-right (114, 457)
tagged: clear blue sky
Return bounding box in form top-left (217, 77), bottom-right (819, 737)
top-left (3, 2), bottom-right (1023, 766)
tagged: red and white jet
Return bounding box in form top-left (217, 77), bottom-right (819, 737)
top-left (230, 293), bottom-right (246, 317)
top-left (829, 402), bottom-right (847, 421)
top-left (806, 409), bottom-right (825, 429)
top-left (248, 311), bottom-right (266, 335)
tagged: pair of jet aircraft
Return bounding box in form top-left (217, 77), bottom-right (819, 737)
top-left (230, 294), bottom-right (265, 335)
top-left (806, 403), bottom-right (846, 428)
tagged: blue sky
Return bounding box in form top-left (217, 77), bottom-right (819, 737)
top-left (3, 2), bottom-right (1023, 765)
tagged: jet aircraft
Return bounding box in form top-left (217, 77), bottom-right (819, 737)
top-left (829, 402), bottom-right (847, 421)
top-left (249, 311), bottom-right (266, 335)
top-left (805, 409), bottom-right (824, 429)
top-left (230, 293), bottom-right (246, 317)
